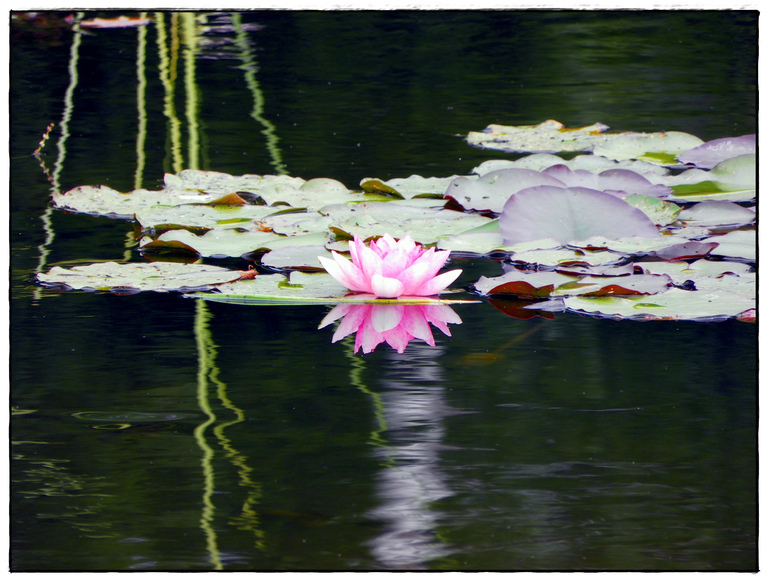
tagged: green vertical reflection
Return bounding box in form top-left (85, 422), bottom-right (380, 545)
top-left (193, 300), bottom-right (223, 570)
top-left (342, 336), bottom-right (391, 456)
top-left (154, 12), bottom-right (184, 174)
top-left (230, 12), bottom-right (288, 175)
top-left (182, 13), bottom-right (200, 172)
top-left (33, 13), bottom-right (84, 301)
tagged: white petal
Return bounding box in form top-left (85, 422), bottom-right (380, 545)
top-left (371, 274), bottom-right (405, 298)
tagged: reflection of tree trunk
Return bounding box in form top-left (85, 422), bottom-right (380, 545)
top-left (366, 344), bottom-right (454, 570)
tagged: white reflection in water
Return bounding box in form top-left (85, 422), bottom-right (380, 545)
top-left (366, 344), bottom-right (455, 569)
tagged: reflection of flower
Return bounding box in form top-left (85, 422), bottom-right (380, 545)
top-left (318, 234), bottom-right (461, 298)
top-left (319, 302), bottom-right (462, 354)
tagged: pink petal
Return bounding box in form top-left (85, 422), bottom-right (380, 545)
top-left (318, 253), bottom-right (370, 293)
top-left (357, 243), bottom-right (384, 282)
top-left (412, 268), bottom-right (462, 296)
top-left (396, 260), bottom-right (433, 295)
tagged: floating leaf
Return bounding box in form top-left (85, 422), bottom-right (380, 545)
top-left (677, 134), bottom-right (755, 169)
top-left (592, 131), bottom-right (704, 164)
top-left (508, 248), bottom-right (626, 268)
top-left (474, 153), bottom-right (669, 179)
top-left (36, 261), bottom-right (242, 293)
top-left (562, 288), bottom-right (754, 321)
top-left (320, 201), bottom-right (493, 244)
top-left (551, 273), bottom-right (672, 297)
top-left (647, 241), bottom-right (719, 262)
top-left (444, 168), bottom-right (566, 213)
top-left (704, 229), bottom-right (756, 261)
top-left (639, 258), bottom-right (752, 283)
top-left (499, 186), bottom-right (660, 246)
top-left (140, 228), bottom-right (286, 259)
top-left (678, 200), bottom-right (755, 228)
top-left (623, 195), bottom-right (681, 226)
top-left (193, 271), bottom-right (477, 305)
top-left (135, 204), bottom-right (277, 231)
top-left (466, 120), bottom-right (614, 153)
top-left (474, 270), bottom-right (579, 298)
top-left (541, 166), bottom-right (673, 198)
top-left (475, 269), bottom-right (671, 299)
top-left (261, 244), bottom-right (333, 271)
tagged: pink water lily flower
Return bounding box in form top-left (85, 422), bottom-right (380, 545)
top-left (319, 302), bottom-right (462, 354)
top-left (318, 234), bottom-right (462, 298)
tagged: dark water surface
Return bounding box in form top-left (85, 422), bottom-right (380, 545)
top-left (10, 10), bottom-right (757, 571)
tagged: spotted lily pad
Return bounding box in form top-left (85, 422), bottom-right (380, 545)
top-left (466, 120), bottom-right (615, 153)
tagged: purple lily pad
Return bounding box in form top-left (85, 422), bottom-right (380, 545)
top-left (541, 165), bottom-right (672, 198)
top-left (499, 186), bottom-right (661, 246)
top-left (677, 134), bottom-right (756, 169)
top-left (444, 168), bottom-right (565, 213)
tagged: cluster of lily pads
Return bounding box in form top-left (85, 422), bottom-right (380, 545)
top-left (37, 120), bottom-right (756, 323)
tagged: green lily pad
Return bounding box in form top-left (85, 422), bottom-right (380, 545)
top-left (509, 247), bottom-right (626, 268)
top-left (624, 195), bottom-right (681, 226)
top-left (592, 131), bottom-right (704, 164)
top-left (135, 204), bottom-right (278, 230)
top-left (320, 201), bottom-right (494, 245)
top-left (639, 258), bottom-right (752, 283)
top-left (360, 175), bottom-right (459, 199)
top-left (562, 287), bottom-right (754, 321)
top-left (193, 271), bottom-right (478, 305)
top-left (36, 261), bottom-right (243, 293)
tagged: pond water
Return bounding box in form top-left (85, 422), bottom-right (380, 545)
top-left (10, 10), bottom-right (757, 571)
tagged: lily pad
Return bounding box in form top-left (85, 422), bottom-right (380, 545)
top-left (623, 195), bottom-right (681, 226)
top-left (676, 134), bottom-right (755, 169)
top-left (444, 168), bottom-right (566, 213)
top-left (499, 186), bottom-right (661, 246)
top-left (473, 153), bottom-right (669, 179)
top-left (703, 229), bottom-right (756, 261)
top-left (193, 271), bottom-right (477, 305)
top-left (320, 201), bottom-right (494, 244)
top-left (475, 269), bottom-right (671, 299)
top-left (474, 270), bottom-right (580, 298)
top-left (360, 175), bottom-right (459, 199)
top-left (36, 261), bottom-right (243, 293)
top-left (562, 287), bottom-right (754, 321)
top-left (592, 131), bottom-right (704, 164)
top-left (135, 204), bottom-right (278, 231)
top-left (140, 228), bottom-right (287, 259)
top-left (540, 166), bottom-right (673, 199)
top-left (508, 248), bottom-right (626, 268)
top-left (466, 120), bottom-right (615, 153)
top-left (677, 201), bottom-right (755, 228)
